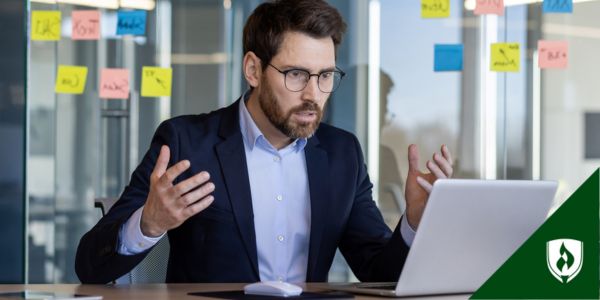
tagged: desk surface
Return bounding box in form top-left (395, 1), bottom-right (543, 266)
top-left (0, 284), bottom-right (470, 300)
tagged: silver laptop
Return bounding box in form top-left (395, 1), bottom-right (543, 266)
top-left (330, 179), bottom-right (557, 297)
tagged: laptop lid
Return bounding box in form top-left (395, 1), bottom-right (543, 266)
top-left (394, 179), bottom-right (557, 297)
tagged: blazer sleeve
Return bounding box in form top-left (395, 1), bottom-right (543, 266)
top-left (338, 135), bottom-right (410, 282)
top-left (75, 120), bottom-right (179, 283)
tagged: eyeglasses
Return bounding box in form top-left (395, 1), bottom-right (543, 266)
top-left (268, 63), bottom-right (345, 93)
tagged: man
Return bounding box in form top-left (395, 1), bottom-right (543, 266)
top-left (75, 0), bottom-right (453, 284)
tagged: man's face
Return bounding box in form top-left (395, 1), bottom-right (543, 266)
top-left (257, 31), bottom-right (336, 139)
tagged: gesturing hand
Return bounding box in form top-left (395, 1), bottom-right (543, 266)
top-left (141, 145), bottom-right (215, 237)
top-left (404, 144), bottom-right (454, 230)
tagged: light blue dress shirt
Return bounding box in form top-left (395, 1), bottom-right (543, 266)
top-left (117, 92), bottom-right (416, 281)
top-left (238, 95), bottom-right (311, 282)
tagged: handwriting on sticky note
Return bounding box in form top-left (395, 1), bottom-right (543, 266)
top-left (422, 0), bottom-right (450, 18)
top-left (100, 69), bottom-right (130, 99)
top-left (55, 65), bottom-right (88, 94)
top-left (434, 44), bottom-right (463, 72)
top-left (475, 0), bottom-right (504, 15)
top-left (538, 40), bottom-right (568, 69)
top-left (116, 10), bottom-right (147, 35)
top-left (72, 10), bottom-right (100, 40)
top-left (31, 11), bottom-right (61, 41)
top-left (542, 0), bottom-right (573, 13)
top-left (491, 43), bottom-right (520, 72)
top-left (141, 67), bottom-right (172, 97)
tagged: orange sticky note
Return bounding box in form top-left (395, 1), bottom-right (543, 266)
top-left (99, 68), bottom-right (130, 99)
top-left (475, 0), bottom-right (504, 15)
top-left (538, 40), bottom-right (568, 69)
top-left (72, 10), bottom-right (100, 40)
top-left (31, 11), bottom-right (61, 41)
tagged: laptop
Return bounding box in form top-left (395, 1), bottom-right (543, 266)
top-left (329, 179), bottom-right (558, 297)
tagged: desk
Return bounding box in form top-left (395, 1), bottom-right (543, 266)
top-left (0, 284), bottom-right (470, 300)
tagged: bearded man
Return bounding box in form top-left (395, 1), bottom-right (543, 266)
top-left (76, 0), bottom-right (453, 284)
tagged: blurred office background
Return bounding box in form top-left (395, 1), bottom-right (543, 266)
top-left (0, 0), bottom-right (597, 283)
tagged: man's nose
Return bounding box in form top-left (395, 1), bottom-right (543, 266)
top-left (301, 75), bottom-right (321, 101)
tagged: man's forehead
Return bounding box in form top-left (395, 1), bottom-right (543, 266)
top-left (273, 31), bottom-right (336, 70)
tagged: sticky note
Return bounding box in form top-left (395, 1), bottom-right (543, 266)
top-left (116, 10), bottom-right (147, 35)
top-left (31, 11), bottom-right (61, 41)
top-left (475, 0), bottom-right (504, 15)
top-left (100, 69), bottom-right (130, 99)
top-left (434, 44), bottom-right (463, 72)
top-left (55, 65), bottom-right (88, 94)
top-left (490, 43), bottom-right (520, 72)
top-left (538, 40), bottom-right (568, 69)
top-left (141, 67), bottom-right (172, 97)
top-left (421, 0), bottom-right (450, 18)
top-left (542, 0), bottom-right (573, 13)
top-left (72, 10), bottom-right (100, 40)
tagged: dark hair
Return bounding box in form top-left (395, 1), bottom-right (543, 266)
top-left (243, 0), bottom-right (347, 70)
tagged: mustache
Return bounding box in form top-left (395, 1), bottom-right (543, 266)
top-left (289, 102), bottom-right (320, 114)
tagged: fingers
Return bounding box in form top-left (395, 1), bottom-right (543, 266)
top-left (407, 144), bottom-right (420, 173)
top-left (183, 195), bottom-right (214, 218)
top-left (441, 144), bottom-right (454, 166)
top-left (433, 153), bottom-right (453, 178)
top-left (160, 159), bottom-right (191, 185)
top-left (178, 181), bottom-right (215, 207)
top-left (426, 159), bottom-right (447, 179)
top-left (151, 145), bottom-right (170, 181)
top-left (173, 171), bottom-right (211, 198)
top-left (416, 176), bottom-right (433, 193)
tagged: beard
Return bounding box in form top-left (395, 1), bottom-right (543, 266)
top-left (258, 79), bottom-right (323, 139)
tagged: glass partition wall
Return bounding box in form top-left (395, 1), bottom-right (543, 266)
top-left (24, 0), bottom-right (598, 283)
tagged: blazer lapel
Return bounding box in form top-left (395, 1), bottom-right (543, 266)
top-left (304, 135), bottom-right (330, 281)
top-left (215, 100), bottom-right (260, 279)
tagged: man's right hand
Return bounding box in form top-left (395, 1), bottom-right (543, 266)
top-left (140, 145), bottom-right (215, 237)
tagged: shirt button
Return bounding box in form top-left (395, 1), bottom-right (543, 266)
top-left (138, 242), bottom-right (144, 248)
top-left (276, 195), bottom-right (283, 201)
top-left (277, 235), bottom-right (285, 242)
top-left (277, 276), bottom-right (284, 282)
top-left (273, 156), bottom-right (280, 162)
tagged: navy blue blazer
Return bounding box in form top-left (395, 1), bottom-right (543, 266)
top-left (75, 100), bottom-right (409, 284)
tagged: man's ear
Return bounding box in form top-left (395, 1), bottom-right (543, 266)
top-left (243, 52), bottom-right (262, 88)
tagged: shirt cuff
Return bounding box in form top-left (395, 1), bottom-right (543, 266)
top-left (118, 206), bottom-right (165, 255)
top-left (400, 214), bottom-right (416, 247)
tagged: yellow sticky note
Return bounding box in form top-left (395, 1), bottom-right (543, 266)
top-left (31, 11), bottom-right (61, 41)
top-left (422, 0), bottom-right (450, 18)
top-left (141, 67), bottom-right (172, 97)
top-left (55, 65), bottom-right (88, 94)
top-left (490, 43), bottom-right (520, 72)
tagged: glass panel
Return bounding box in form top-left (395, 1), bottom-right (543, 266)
top-left (539, 1), bottom-right (600, 202)
top-left (379, 0), bottom-right (464, 227)
top-left (26, 0), bottom-right (369, 283)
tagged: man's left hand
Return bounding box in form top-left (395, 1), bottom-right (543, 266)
top-left (404, 144), bottom-right (454, 230)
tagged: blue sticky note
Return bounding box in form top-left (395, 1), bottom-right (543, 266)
top-left (434, 44), bottom-right (463, 72)
top-left (542, 0), bottom-right (573, 13)
top-left (116, 10), bottom-right (147, 35)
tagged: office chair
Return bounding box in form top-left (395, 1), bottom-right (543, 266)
top-left (94, 197), bottom-right (170, 284)
top-left (381, 182), bottom-right (406, 216)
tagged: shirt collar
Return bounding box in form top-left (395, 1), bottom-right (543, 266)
top-left (238, 90), bottom-right (307, 152)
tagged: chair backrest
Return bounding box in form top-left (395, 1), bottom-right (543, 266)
top-left (94, 197), bottom-right (170, 284)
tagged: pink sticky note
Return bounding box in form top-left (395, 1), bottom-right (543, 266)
top-left (538, 40), bottom-right (568, 69)
top-left (99, 69), bottom-right (130, 99)
top-left (474, 0), bottom-right (504, 15)
top-left (72, 10), bottom-right (100, 40)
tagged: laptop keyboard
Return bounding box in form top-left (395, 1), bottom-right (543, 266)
top-left (355, 282), bottom-right (397, 290)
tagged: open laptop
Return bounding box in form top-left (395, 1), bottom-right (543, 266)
top-left (329, 179), bottom-right (558, 297)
